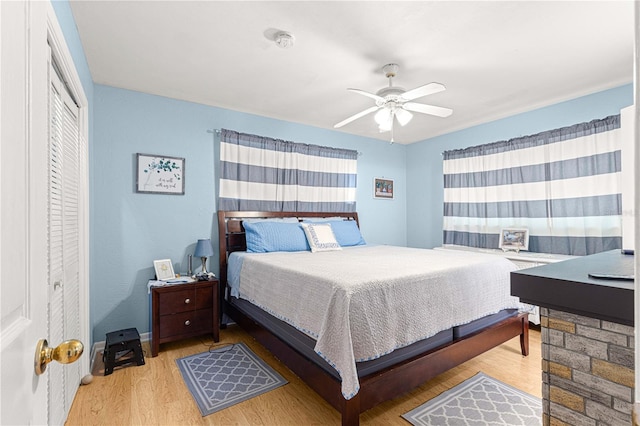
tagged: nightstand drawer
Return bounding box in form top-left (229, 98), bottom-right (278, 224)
top-left (158, 309), bottom-right (213, 339)
top-left (195, 285), bottom-right (213, 310)
top-left (150, 278), bottom-right (219, 357)
top-left (158, 288), bottom-right (196, 314)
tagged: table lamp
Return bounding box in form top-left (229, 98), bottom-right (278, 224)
top-left (193, 239), bottom-right (214, 274)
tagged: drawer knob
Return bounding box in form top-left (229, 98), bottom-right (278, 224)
top-left (185, 320), bottom-right (191, 326)
top-left (184, 298), bottom-right (191, 304)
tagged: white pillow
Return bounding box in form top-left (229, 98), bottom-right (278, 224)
top-left (300, 223), bottom-right (341, 252)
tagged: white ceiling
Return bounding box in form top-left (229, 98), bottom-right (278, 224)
top-left (69, 1), bottom-right (634, 144)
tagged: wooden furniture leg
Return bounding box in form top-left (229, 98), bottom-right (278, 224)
top-left (520, 315), bottom-right (530, 356)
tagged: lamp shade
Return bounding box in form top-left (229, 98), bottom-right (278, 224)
top-left (395, 108), bottom-right (413, 126)
top-left (374, 108), bottom-right (392, 127)
top-left (193, 239), bottom-right (214, 258)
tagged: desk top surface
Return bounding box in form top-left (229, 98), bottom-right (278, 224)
top-left (514, 249), bottom-right (633, 289)
top-left (511, 250), bottom-right (634, 325)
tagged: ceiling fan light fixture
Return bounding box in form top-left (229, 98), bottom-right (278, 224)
top-left (395, 108), bottom-right (413, 126)
top-left (374, 108), bottom-right (392, 127)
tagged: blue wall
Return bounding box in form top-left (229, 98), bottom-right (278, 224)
top-left (91, 85), bottom-right (407, 341)
top-left (406, 84), bottom-right (634, 249)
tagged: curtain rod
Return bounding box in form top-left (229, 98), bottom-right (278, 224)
top-left (207, 128), bottom-right (362, 156)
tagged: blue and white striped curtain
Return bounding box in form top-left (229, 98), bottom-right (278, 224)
top-left (443, 115), bottom-right (622, 256)
top-left (219, 129), bottom-right (358, 212)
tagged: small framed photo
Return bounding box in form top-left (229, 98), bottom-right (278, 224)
top-left (136, 153), bottom-right (185, 195)
top-left (499, 228), bottom-right (529, 252)
top-left (373, 177), bottom-right (394, 199)
top-left (153, 259), bottom-right (175, 281)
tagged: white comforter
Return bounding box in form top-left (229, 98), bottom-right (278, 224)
top-left (237, 245), bottom-right (519, 399)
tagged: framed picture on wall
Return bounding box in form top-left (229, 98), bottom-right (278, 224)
top-left (499, 228), bottom-right (529, 252)
top-left (373, 177), bottom-right (394, 199)
top-left (136, 153), bottom-right (185, 194)
top-left (153, 259), bottom-right (175, 281)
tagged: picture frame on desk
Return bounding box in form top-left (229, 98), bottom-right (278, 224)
top-left (499, 228), bottom-right (529, 252)
top-left (153, 259), bottom-right (175, 280)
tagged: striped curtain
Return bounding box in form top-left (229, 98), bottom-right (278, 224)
top-left (219, 129), bottom-right (358, 212)
top-left (443, 115), bottom-right (622, 256)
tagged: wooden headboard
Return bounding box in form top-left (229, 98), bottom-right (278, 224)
top-left (216, 210), bottom-right (359, 296)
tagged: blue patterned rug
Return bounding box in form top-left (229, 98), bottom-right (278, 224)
top-left (402, 372), bottom-right (541, 425)
top-left (176, 342), bottom-right (287, 416)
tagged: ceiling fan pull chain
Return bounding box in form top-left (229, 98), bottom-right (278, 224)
top-left (390, 118), bottom-right (395, 144)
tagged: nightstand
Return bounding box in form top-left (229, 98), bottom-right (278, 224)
top-left (150, 278), bottom-right (219, 357)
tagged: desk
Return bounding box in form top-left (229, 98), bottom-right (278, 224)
top-left (511, 249), bottom-right (634, 424)
top-left (511, 249), bottom-right (633, 326)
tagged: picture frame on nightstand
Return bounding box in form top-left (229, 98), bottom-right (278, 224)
top-left (499, 228), bottom-right (529, 252)
top-left (153, 259), bottom-right (175, 280)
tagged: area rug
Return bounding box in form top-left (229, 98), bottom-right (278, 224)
top-left (402, 372), bottom-right (541, 426)
top-left (176, 342), bottom-right (287, 416)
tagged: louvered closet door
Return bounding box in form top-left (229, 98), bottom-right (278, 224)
top-left (48, 55), bottom-right (82, 425)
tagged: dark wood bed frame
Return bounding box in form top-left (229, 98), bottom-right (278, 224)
top-left (217, 210), bottom-right (529, 426)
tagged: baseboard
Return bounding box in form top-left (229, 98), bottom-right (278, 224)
top-left (89, 331), bottom-right (150, 374)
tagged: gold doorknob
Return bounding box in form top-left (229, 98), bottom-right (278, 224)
top-left (34, 338), bottom-right (84, 376)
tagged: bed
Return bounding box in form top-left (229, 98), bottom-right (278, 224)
top-left (217, 211), bottom-right (529, 426)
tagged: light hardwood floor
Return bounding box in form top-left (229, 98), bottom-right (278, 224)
top-left (66, 324), bottom-right (542, 425)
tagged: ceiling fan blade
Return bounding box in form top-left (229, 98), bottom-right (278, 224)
top-left (334, 106), bottom-right (380, 128)
top-left (347, 88), bottom-right (385, 102)
top-left (403, 102), bottom-right (453, 118)
top-left (400, 83), bottom-right (446, 101)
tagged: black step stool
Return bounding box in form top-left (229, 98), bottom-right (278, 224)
top-left (103, 328), bottom-right (145, 376)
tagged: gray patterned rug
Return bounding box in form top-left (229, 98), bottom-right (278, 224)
top-left (176, 342), bottom-right (287, 416)
top-left (402, 372), bottom-right (541, 426)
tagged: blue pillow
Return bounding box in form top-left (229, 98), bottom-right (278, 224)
top-left (244, 221), bottom-right (310, 253)
top-left (302, 219), bottom-right (366, 247)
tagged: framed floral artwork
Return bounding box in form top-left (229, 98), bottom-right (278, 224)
top-left (136, 153), bottom-right (185, 194)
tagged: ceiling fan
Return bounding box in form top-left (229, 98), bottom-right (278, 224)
top-left (334, 63), bottom-right (453, 142)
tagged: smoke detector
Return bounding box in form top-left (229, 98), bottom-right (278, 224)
top-left (274, 32), bottom-right (295, 49)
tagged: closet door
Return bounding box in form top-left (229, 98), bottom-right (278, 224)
top-left (48, 55), bottom-right (83, 425)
